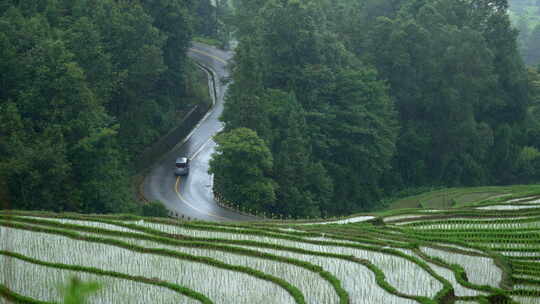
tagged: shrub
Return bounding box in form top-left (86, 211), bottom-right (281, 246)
top-left (141, 201), bottom-right (168, 218)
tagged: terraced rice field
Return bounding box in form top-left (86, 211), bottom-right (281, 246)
top-left (1, 193), bottom-right (540, 303)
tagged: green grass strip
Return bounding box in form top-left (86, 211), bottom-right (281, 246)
top-left (0, 250), bottom-right (212, 304)
top-left (352, 257), bottom-right (442, 304)
top-left (508, 288), bottom-right (540, 297)
top-left (387, 228), bottom-right (519, 251)
top-left (511, 260), bottom-right (540, 270)
top-left (3, 215), bottom-right (434, 303)
top-left (0, 284), bottom-right (55, 304)
top-left (414, 248), bottom-right (512, 295)
top-left (508, 256), bottom-right (540, 261)
top-left (96, 217), bottom-right (456, 302)
top-left (386, 232), bottom-right (514, 289)
top-left (152, 219), bottom-right (320, 238)
top-left (409, 227), bottom-right (540, 234)
top-left (512, 276), bottom-right (540, 285)
top-left (489, 244), bottom-right (540, 250)
top-left (297, 225), bottom-right (414, 248)
top-left (372, 226), bottom-right (495, 256)
top-left (89, 217), bottom-right (454, 301)
top-left (0, 211), bottom-right (320, 239)
top-left (403, 233), bottom-right (540, 245)
top-left (111, 219), bottom-right (454, 302)
top-left (511, 268), bottom-right (540, 277)
top-left (387, 210), bottom-right (540, 225)
top-left (400, 216), bottom-right (540, 227)
top-left (402, 232), bottom-right (540, 245)
top-left (108, 221), bottom-right (451, 303)
top-left (132, 217), bottom-right (321, 239)
top-left (0, 220), bottom-right (306, 304)
top-left (2, 215), bottom-right (349, 303)
top-left (405, 229), bottom-right (540, 238)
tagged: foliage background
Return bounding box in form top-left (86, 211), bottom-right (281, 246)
top-left (0, 0), bottom-right (205, 214)
top-left (211, 0), bottom-right (540, 218)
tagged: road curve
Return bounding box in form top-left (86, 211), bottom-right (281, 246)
top-left (142, 42), bottom-right (256, 222)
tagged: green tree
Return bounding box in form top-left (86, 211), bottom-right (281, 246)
top-left (364, 0), bottom-right (527, 187)
top-left (324, 68), bottom-right (398, 211)
top-left (230, 0), bottom-right (268, 38)
top-left (0, 12), bottom-right (111, 211)
top-left (62, 16), bottom-right (113, 103)
top-left (194, 0), bottom-right (217, 38)
top-left (141, 0), bottom-right (192, 99)
top-left (93, 1), bottom-right (166, 118)
top-left (226, 0), bottom-right (398, 215)
top-left (0, 0), bottom-right (197, 216)
top-left (257, 0), bottom-right (351, 93)
top-left (221, 35), bottom-right (267, 134)
top-left (515, 146), bottom-right (540, 181)
top-left (526, 67), bottom-right (540, 149)
top-left (210, 128), bottom-right (276, 212)
top-left (268, 91), bottom-right (333, 218)
top-left (221, 0), bottom-right (535, 214)
top-left (142, 201), bottom-right (169, 217)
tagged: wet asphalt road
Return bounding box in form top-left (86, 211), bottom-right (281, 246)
top-left (142, 43), bottom-right (256, 222)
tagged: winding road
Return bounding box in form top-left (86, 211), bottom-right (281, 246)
top-left (142, 43), bottom-right (256, 222)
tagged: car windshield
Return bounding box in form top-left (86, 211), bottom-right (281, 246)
top-left (176, 162), bottom-right (186, 168)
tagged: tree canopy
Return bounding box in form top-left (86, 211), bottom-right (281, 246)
top-left (212, 0), bottom-right (539, 217)
top-left (210, 128), bottom-right (277, 213)
top-left (0, 0), bottom-right (198, 214)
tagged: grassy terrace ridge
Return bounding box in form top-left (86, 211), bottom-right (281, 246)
top-left (384, 185), bottom-right (540, 210)
top-left (1, 185), bottom-right (540, 303)
top-left (0, 250), bottom-right (213, 304)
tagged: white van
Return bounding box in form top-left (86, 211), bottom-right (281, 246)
top-left (174, 157), bottom-right (190, 176)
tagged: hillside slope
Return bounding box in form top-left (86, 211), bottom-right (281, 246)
top-left (1, 189), bottom-right (540, 304)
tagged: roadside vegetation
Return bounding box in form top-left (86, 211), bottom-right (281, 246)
top-left (193, 0), bottom-right (233, 49)
top-left (1, 188), bottom-right (540, 303)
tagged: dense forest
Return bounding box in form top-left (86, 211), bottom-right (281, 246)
top-left (211, 0), bottom-right (540, 218)
top-left (0, 0), bottom-right (212, 214)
